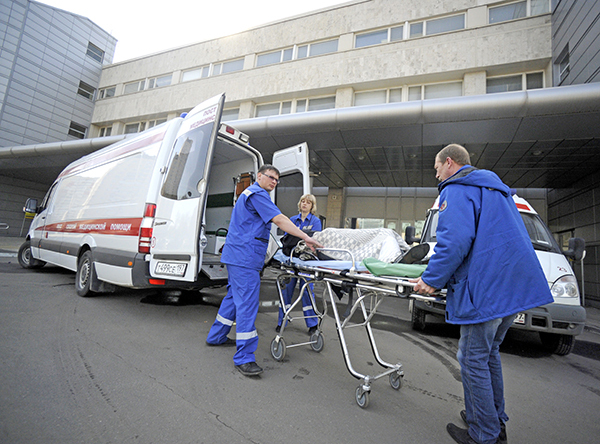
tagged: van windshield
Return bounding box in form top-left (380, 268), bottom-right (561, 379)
top-left (421, 210), bottom-right (561, 254)
top-left (161, 123), bottom-right (212, 200)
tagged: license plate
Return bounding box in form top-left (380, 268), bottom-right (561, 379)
top-left (513, 312), bottom-right (526, 324)
top-left (155, 262), bottom-right (187, 277)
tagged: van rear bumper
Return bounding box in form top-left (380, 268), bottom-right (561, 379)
top-left (413, 300), bottom-right (586, 336)
top-left (131, 253), bottom-right (227, 290)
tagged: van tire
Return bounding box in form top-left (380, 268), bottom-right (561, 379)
top-left (411, 305), bottom-right (427, 331)
top-left (76, 250), bottom-right (96, 297)
top-left (18, 240), bottom-right (46, 269)
top-left (540, 332), bottom-right (575, 356)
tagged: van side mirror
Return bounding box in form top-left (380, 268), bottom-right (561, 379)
top-left (564, 237), bottom-right (585, 262)
top-left (23, 198), bottom-right (39, 214)
top-left (405, 226), bottom-right (421, 245)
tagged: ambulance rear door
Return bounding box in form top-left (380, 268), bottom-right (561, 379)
top-left (149, 94), bottom-right (225, 282)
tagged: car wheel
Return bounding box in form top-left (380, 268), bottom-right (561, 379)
top-left (540, 332), bottom-right (575, 356)
top-left (18, 240), bottom-right (46, 269)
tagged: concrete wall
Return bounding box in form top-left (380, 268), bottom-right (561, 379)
top-left (0, 175), bottom-right (47, 238)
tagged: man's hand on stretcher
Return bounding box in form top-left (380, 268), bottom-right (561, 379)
top-left (410, 277), bottom-right (437, 295)
top-left (271, 214), bottom-right (324, 252)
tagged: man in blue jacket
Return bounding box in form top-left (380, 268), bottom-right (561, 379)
top-left (413, 144), bottom-right (553, 444)
top-left (206, 165), bottom-right (322, 377)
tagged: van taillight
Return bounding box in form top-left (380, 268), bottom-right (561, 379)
top-left (144, 203), bottom-right (156, 217)
top-left (139, 203), bottom-right (156, 253)
top-left (225, 125), bottom-right (235, 135)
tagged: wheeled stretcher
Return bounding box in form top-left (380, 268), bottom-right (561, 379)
top-left (271, 245), bottom-right (444, 408)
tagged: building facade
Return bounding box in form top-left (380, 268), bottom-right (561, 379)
top-left (0, 0), bottom-right (117, 147)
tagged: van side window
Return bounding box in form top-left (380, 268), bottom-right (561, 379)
top-left (39, 183), bottom-right (59, 213)
top-left (161, 124), bottom-right (212, 200)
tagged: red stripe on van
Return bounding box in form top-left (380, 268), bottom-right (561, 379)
top-left (58, 130), bottom-right (166, 179)
top-left (515, 203), bottom-right (532, 212)
top-left (36, 217), bottom-right (143, 236)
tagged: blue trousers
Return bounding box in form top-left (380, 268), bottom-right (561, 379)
top-left (206, 264), bottom-right (260, 365)
top-left (458, 314), bottom-right (516, 444)
top-left (277, 277), bottom-right (318, 328)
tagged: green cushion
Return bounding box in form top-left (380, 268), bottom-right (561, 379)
top-left (361, 257), bottom-right (427, 278)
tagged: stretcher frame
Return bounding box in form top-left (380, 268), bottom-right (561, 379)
top-left (271, 247), bottom-right (444, 408)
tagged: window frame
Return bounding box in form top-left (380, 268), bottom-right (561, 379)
top-left (77, 81), bottom-right (96, 100)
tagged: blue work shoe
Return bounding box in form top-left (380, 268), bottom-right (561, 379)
top-left (447, 423), bottom-right (499, 444)
top-left (460, 411), bottom-right (507, 444)
top-left (206, 337), bottom-right (236, 347)
top-left (235, 362), bottom-right (263, 376)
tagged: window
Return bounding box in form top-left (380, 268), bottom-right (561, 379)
top-left (125, 123), bottom-right (145, 134)
top-left (356, 29), bottom-right (389, 48)
top-left (255, 103), bottom-right (282, 118)
top-left (99, 86), bottom-right (115, 99)
top-left (489, 1), bottom-right (527, 24)
top-left (424, 82), bottom-right (463, 99)
top-left (99, 126), bottom-right (112, 137)
top-left (257, 48), bottom-right (293, 67)
top-left (255, 101), bottom-right (293, 117)
top-left (390, 26), bottom-right (404, 42)
top-left (486, 72), bottom-right (544, 93)
top-left (147, 118), bottom-right (167, 129)
top-left (86, 42), bottom-right (104, 63)
top-left (147, 74), bottom-right (172, 89)
top-left (309, 39), bottom-right (338, 57)
top-left (222, 58), bottom-right (244, 74)
top-left (182, 66), bottom-right (210, 82)
top-left (531, 0), bottom-right (550, 15)
top-left (408, 86), bottom-right (422, 101)
top-left (426, 14), bottom-right (465, 35)
top-left (410, 22), bottom-right (423, 38)
top-left (487, 75), bottom-right (523, 93)
top-left (222, 108), bottom-right (240, 122)
top-left (354, 88), bottom-right (402, 106)
top-left (556, 45), bottom-right (570, 84)
top-left (77, 81), bottom-right (95, 100)
top-left (124, 80), bottom-right (145, 95)
top-left (307, 96), bottom-right (336, 111)
top-left (68, 122), bottom-right (87, 139)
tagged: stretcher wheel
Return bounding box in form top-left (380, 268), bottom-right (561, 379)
top-left (310, 331), bottom-right (324, 353)
top-left (270, 337), bottom-right (286, 361)
top-left (389, 372), bottom-right (403, 390)
top-left (355, 386), bottom-right (370, 409)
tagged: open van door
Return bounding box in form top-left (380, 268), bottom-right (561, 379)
top-left (265, 142), bottom-right (312, 263)
top-left (149, 94), bottom-right (225, 282)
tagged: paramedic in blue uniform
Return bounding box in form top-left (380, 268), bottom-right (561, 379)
top-left (276, 194), bottom-right (322, 334)
top-left (412, 144), bottom-right (553, 444)
top-left (206, 165), bottom-right (323, 377)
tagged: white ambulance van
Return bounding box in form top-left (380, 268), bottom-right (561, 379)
top-left (18, 93), bottom-right (311, 296)
top-left (406, 194), bottom-right (586, 355)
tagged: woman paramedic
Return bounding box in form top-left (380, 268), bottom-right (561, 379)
top-left (276, 194), bottom-right (322, 334)
top-left (206, 166), bottom-right (322, 377)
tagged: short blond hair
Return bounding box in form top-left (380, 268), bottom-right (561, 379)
top-left (298, 194), bottom-right (317, 214)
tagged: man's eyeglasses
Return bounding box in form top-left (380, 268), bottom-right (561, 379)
top-left (263, 173), bottom-right (279, 184)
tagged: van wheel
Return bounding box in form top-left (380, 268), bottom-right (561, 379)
top-left (76, 251), bottom-right (95, 297)
top-left (18, 240), bottom-right (46, 269)
top-left (540, 332), bottom-right (575, 356)
top-left (411, 305), bottom-right (427, 331)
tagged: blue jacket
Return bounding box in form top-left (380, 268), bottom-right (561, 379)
top-left (290, 212), bottom-right (322, 232)
top-left (421, 166), bottom-right (553, 324)
top-left (221, 182), bottom-right (281, 270)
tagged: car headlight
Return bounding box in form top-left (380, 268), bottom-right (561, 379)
top-left (551, 275), bottom-right (579, 298)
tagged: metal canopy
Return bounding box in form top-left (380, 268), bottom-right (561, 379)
top-left (1, 83), bottom-right (599, 190)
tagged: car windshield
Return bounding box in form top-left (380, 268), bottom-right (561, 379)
top-left (421, 209), bottom-right (561, 254)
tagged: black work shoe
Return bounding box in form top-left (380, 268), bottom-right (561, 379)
top-left (236, 362), bottom-right (263, 376)
top-left (275, 325), bottom-right (281, 333)
top-left (308, 326), bottom-right (317, 335)
top-left (206, 337), bottom-right (236, 347)
top-left (447, 424), bottom-right (481, 444)
top-left (460, 411), bottom-right (507, 444)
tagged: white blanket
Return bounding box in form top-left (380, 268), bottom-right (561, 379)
top-left (312, 228), bottom-right (409, 263)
